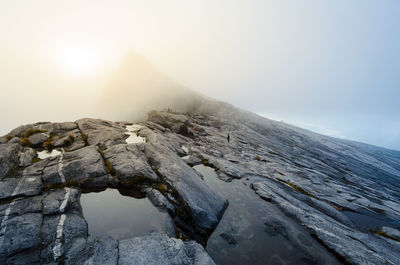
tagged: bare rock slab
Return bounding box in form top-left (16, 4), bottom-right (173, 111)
top-left (118, 233), bottom-right (215, 265)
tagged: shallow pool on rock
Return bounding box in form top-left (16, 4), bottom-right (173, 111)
top-left (194, 165), bottom-right (341, 265)
top-left (343, 209), bottom-right (395, 232)
top-left (80, 188), bottom-right (175, 240)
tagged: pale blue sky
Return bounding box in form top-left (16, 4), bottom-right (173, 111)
top-left (0, 0), bottom-right (399, 149)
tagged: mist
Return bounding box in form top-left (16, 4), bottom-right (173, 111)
top-left (0, 51), bottom-right (222, 135)
top-left (98, 53), bottom-right (204, 122)
top-left (1, 0), bottom-right (399, 150)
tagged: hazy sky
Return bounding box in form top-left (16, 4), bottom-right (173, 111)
top-left (1, 0), bottom-right (399, 150)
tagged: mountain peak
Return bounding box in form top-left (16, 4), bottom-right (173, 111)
top-left (99, 52), bottom-right (194, 121)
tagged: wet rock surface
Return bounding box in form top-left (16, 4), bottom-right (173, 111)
top-left (0, 117), bottom-right (225, 264)
top-left (194, 164), bottom-right (340, 265)
top-left (0, 108), bottom-right (399, 264)
top-left (146, 109), bottom-right (400, 264)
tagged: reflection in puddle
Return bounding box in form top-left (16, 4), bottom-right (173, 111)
top-left (194, 165), bottom-right (340, 265)
top-left (37, 149), bottom-right (61, 159)
top-left (81, 188), bottom-right (175, 240)
top-left (125, 124), bottom-right (146, 144)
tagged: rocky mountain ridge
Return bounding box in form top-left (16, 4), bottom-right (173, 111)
top-left (0, 108), bottom-right (400, 264)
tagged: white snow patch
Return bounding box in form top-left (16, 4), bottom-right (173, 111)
top-left (38, 149), bottom-right (61, 159)
top-left (125, 133), bottom-right (146, 144)
top-left (125, 124), bottom-right (146, 144)
top-left (182, 146), bottom-right (189, 154)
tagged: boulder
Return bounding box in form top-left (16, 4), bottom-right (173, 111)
top-left (0, 143), bottom-right (21, 179)
top-left (0, 175), bottom-right (42, 200)
top-left (118, 233), bottom-right (215, 265)
top-left (148, 111), bottom-right (188, 129)
top-left (76, 118), bottom-right (127, 149)
top-left (42, 188), bottom-right (81, 215)
top-left (43, 146), bottom-right (107, 186)
top-left (52, 122), bottom-right (78, 135)
top-left (144, 143), bottom-right (228, 233)
top-left (27, 133), bottom-right (47, 146)
top-left (104, 144), bottom-right (158, 185)
top-left (18, 148), bottom-right (37, 167)
top-left (0, 195), bottom-right (43, 219)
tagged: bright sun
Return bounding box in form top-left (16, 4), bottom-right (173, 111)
top-left (57, 46), bottom-right (97, 76)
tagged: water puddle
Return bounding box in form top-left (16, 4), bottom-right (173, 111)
top-left (125, 124), bottom-right (146, 144)
top-left (343, 210), bottom-right (395, 232)
top-left (80, 188), bottom-right (174, 240)
top-left (37, 149), bottom-right (61, 159)
top-left (194, 165), bottom-right (340, 265)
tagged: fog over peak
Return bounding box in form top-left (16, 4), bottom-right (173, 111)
top-left (99, 52), bottom-right (190, 121)
top-left (98, 52), bottom-right (228, 122)
top-left (1, 0), bottom-right (399, 150)
top-left (1, 49), bottom-right (399, 151)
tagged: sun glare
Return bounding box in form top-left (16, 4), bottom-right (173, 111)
top-left (57, 46), bottom-right (97, 76)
